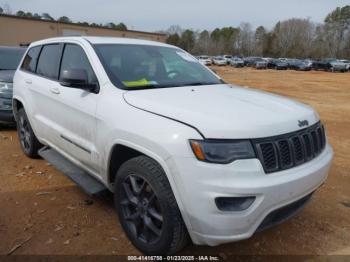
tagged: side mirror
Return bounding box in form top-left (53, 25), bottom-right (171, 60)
top-left (60, 69), bottom-right (99, 93)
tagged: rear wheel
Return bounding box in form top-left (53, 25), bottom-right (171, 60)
top-left (114, 156), bottom-right (189, 255)
top-left (17, 108), bottom-right (42, 158)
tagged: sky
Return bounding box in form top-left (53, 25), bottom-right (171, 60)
top-left (0, 0), bottom-right (349, 32)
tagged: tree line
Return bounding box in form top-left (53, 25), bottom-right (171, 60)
top-left (0, 5), bottom-right (127, 31)
top-left (164, 5), bottom-right (350, 59)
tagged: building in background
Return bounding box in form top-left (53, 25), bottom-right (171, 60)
top-left (0, 14), bottom-right (166, 46)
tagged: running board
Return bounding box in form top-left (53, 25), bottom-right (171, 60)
top-left (38, 147), bottom-right (108, 196)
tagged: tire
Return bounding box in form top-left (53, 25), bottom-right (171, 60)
top-left (114, 156), bottom-right (189, 255)
top-left (17, 108), bottom-right (43, 158)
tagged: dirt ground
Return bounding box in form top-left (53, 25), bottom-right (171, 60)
top-left (0, 67), bottom-right (349, 257)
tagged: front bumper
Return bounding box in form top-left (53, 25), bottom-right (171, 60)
top-left (276, 66), bottom-right (288, 70)
top-left (167, 144), bottom-right (333, 246)
top-left (232, 63), bottom-right (244, 67)
top-left (332, 66), bottom-right (347, 72)
top-left (256, 64), bottom-right (267, 69)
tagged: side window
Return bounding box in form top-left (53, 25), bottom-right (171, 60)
top-left (59, 44), bottom-right (97, 84)
top-left (21, 46), bottom-right (41, 73)
top-left (36, 44), bottom-right (61, 79)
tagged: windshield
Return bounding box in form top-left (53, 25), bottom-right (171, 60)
top-left (94, 44), bottom-right (221, 90)
top-left (0, 48), bottom-right (25, 70)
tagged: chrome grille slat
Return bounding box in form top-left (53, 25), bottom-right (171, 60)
top-left (254, 122), bottom-right (326, 174)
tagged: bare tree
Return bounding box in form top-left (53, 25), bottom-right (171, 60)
top-left (238, 23), bottom-right (254, 56)
top-left (163, 5), bottom-right (350, 59)
top-left (272, 18), bottom-right (315, 58)
top-left (3, 3), bottom-right (12, 14)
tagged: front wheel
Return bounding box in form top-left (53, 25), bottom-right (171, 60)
top-left (114, 156), bottom-right (189, 255)
top-left (17, 108), bottom-right (42, 158)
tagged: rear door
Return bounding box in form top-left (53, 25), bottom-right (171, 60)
top-left (22, 44), bottom-right (63, 145)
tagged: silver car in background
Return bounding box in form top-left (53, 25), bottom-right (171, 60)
top-left (230, 57), bottom-right (245, 67)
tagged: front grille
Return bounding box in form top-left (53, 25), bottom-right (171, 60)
top-left (254, 122), bottom-right (326, 174)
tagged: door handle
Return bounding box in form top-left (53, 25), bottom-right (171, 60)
top-left (50, 87), bottom-right (60, 94)
top-left (25, 79), bottom-right (32, 84)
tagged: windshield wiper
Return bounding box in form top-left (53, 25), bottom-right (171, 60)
top-left (125, 82), bottom-right (219, 90)
top-left (126, 84), bottom-right (178, 90)
top-left (180, 82), bottom-right (218, 87)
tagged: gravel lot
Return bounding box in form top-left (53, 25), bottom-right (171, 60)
top-left (0, 67), bottom-right (349, 257)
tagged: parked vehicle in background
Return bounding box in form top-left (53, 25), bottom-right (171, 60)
top-left (198, 55), bottom-right (212, 66)
top-left (0, 46), bottom-right (26, 126)
top-left (339, 59), bottom-right (350, 71)
top-left (313, 59), bottom-right (347, 72)
top-left (254, 58), bottom-right (268, 69)
top-left (312, 60), bottom-right (330, 71)
top-left (329, 59), bottom-right (348, 72)
top-left (223, 55), bottom-right (233, 65)
top-left (243, 57), bottom-right (267, 69)
top-left (288, 59), bottom-right (312, 71)
top-left (212, 56), bottom-right (227, 66)
top-left (13, 36), bottom-right (334, 255)
top-left (339, 60), bottom-right (350, 71)
top-left (243, 57), bottom-right (259, 67)
top-left (229, 57), bottom-right (244, 68)
top-left (303, 59), bottom-right (314, 68)
top-left (267, 59), bottom-right (288, 70)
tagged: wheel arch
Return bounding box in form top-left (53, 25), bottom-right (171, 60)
top-left (12, 98), bottom-right (25, 122)
top-left (106, 141), bottom-right (194, 236)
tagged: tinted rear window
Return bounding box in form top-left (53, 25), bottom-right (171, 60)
top-left (21, 46), bottom-right (41, 73)
top-left (36, 44), bottom-right (61, 79)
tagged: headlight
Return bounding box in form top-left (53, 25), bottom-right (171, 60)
top-left (0, 82), bottom-right (13, 99)
top-left (189, 140), bottom-right (256, 164)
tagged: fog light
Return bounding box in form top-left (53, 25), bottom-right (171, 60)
top-left (215, 196), bottom-right (255, 211)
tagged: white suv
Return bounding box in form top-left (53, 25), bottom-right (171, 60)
top-left (13, 37), bottom-right (333, 255)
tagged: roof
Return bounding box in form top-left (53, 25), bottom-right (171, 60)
top-left (0, 13), bottom-right (166, 37)
top-left (29, 36), bottom-right (174, 48)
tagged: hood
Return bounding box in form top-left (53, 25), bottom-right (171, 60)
top-left (123, 84), bottom-right (319, 139)
top-left (0, 70), bottom-right (15, 83)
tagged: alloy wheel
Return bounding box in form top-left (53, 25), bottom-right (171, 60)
top-left (18, 115), bottom-right (31, 152)
top-left (120, 174), bottom-right (163, 244)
